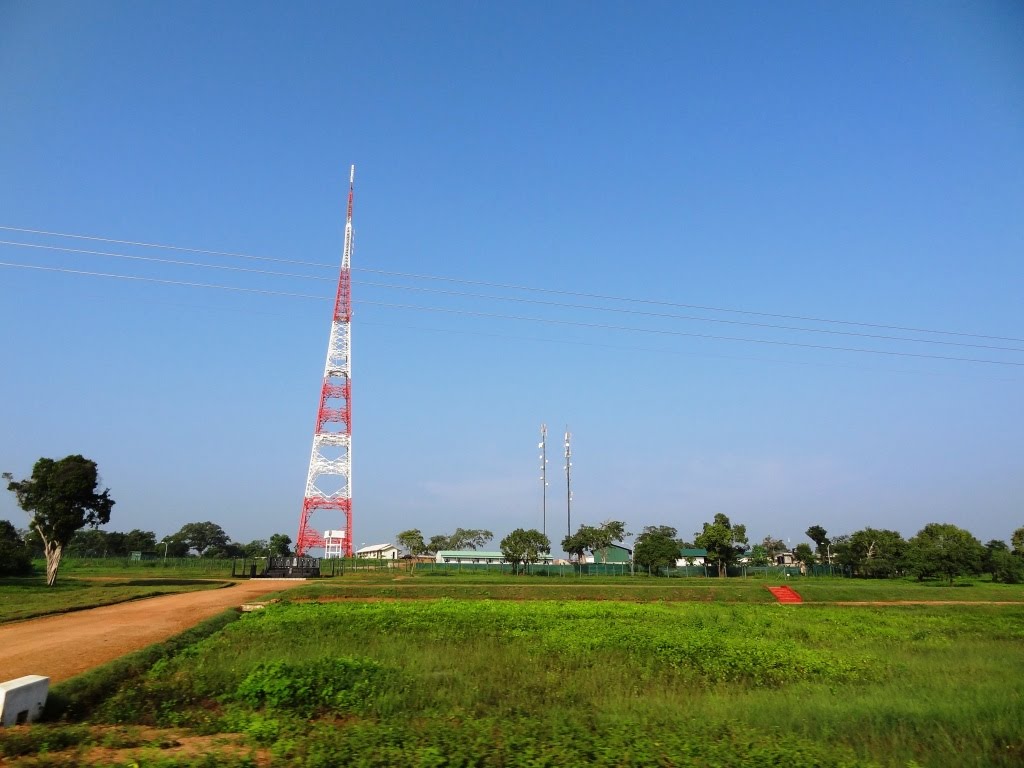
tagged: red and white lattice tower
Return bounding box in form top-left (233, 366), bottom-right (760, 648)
top-left (296, 165), bottom-right (356, 557)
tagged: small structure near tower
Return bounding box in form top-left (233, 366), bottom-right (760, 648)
top-left (323, 529), bottom-right (347, 559)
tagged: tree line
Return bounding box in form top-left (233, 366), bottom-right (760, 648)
top-left (6, 454), bottom-right (1023, 586)
top-left (628, 514), bottom-right (1024, 584)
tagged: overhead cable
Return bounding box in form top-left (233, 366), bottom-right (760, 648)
top-left (2, 224), bottom-right (1019, 343)
top-left (1, 238), bottom-right (1020, 353)
top-left (1, 260), bottom-right (1020, 367)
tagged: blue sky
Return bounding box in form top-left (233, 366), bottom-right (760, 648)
top-left (1, 1), bottom-right (1022, 552)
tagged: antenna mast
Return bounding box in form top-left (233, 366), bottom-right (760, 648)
top-left (564, 427), bottom-right (572, 539)
top-left (539, 424), bottom-right (548, 538)
top-left (296, 165), bottom-right (356, 557)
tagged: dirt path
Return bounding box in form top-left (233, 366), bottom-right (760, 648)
top-left (0, 580), bottom-right (306, 684)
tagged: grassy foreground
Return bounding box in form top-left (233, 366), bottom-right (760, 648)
top-left (3, 595), bottom-right (1022, 767)
top-left (0, 577), bottom-right (230, 624)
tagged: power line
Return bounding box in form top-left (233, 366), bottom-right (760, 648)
top-left (2, 224), bottom-right (1020, 344)
top-left (2, 238), bottom-right (1020, 353)
top-left (2, 259), bottom-right (1020, 367)
top-left (0, 225), bottom-right (333, 268)
top-left (354, 299), bottom-right (1024, 367)
top-left (0, 240), bottom-right (333, 282)
top-left (0, 261), bottom-right (329, 301)
top-left (354, 279), bottom-right (1024, 353)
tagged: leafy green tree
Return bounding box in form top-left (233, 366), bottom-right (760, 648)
top-left (5, 455), bottom-right (115, 586)
top-left (793, 542), bottom-right (816, 568)
top-left (694, 513), bottom-right (748, 578)
top-left (561, 528), bottom-right (589, 563)
top-left (243, 539), bottom-right (269, 558)
top-left (422, 528), bottom-right (493, 554)
top-left (590, 520), bottom-right (628, 563)
top-left (633, 525), bottom-right (680, 576)
top-left (982, 539), bottom-right (1009, 571)
top-left (749, 544), bottom-right (770, 566)
top-left (20, 526), bottom-right (44, 557)
top-left (805, 525), bottom-right (831, 563)
top-left (121, 529), bottom-right (157, 554)
top-left (833, 528), bottom-right (906, 578)
top-left (988, 548), bottom-right (1024, 584)
top-left (0, 520), bottom-right (33, 576)
top-left (173, 521), bottom-right (230, 556)
top-left (396, 529), bottom-right (427, 556)
top-left (1012, 527), bottom-right (1024, 557)
top-left (448, 528), bottom-right (493, 550)
top-left (68, 529), bottom-right (111, 557)
top-left (761, 536), bottom-right (786, 558)
top-left (268, 533), bottom-right (292, 557)
top-left (426, 534), bottom-right (450, 554)
top-left (500, 528), bottom-right (550, 574)
top-left (982, 540), bottom-right (1023, 583)
top-left (906, 523), bottom-right (982, 583)
top-left (204, 541), bottom-right (244, 559)
top-left (161, 535), bottom-right (190, 558)
top-left (562, 520), bottom-right (628, 564)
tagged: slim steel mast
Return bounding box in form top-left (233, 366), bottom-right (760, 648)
top-left (564, 427), bottom-right (572, 539)
top-left (539, 424), bottom-right (548, 538)
top-left (296, 165), bottom-right (355, 557)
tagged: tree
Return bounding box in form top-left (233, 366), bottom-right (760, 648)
top-left (988, 549), bottom-right (1024, 584)
top-left (833, 528), bottom-right (906, 578)
top-left (761, 536), bottom-right (786, 559)
top-left (590, 520), bottom-right (628, 563)
top-left (1012, 527), bottom-right (1024, 557)
top-left (694, 513), bottom-right (748, 578)
top-left (122, 529), bottom-right (157, 554)
top-left (906, 523), bottom-right (982, 584)
top-left (633, 525), bottom-right (680, 576)
top-left (204, 541), bottom-right (244, 559)
top-left (561, 520), bottom-right (628, 565)
top-left (67, 529), bottom-right (111, 557)
top-left (561, 528), bottom-right (590, 564)
top-left (805, 525), bottom-right (831, 563)
top-left (5, 455), bottom-right (115, 586)
top-left (268, 533), bottom-right (292, 557)
top-left (243, 539), bottom-right (269, 558)
top-left (447, 528), bottom-right (493, 550)
top-left (422, 528), bottom-right (494, 554)
top-left (749, 544), bottom-right (770, 567)
top-left (161, 535), bottom-right (190, 558)
top-left (396, 529), bottom-right (427, 556)
top-left (793, 542), bottom-right (816, 569)
top-left (426, 534), bottom-right (450, 554)
top-left (172, 521), bottom-right (230, 556)
top-left (982, 540), bottom-right (1023, 584)
top-left (500, 528), bottom-right (550, 574)
top-left (0, 520), bottom-right (33, 576)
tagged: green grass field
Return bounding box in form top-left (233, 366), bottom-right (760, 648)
top-left (0, 577), bottom-right (229, 624)
top-left (278, 572), bottom-right (1024, 604)
top-left (2, 574), bottom-right (1021, 768)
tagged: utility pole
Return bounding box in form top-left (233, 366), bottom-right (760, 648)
top-left (539, 424), bottom-right (548, 538)
top-left (564, 427), bottom-right (572, 539)
top-left (296, 165), bottom-right (356, 557)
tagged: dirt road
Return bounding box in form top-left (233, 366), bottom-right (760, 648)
top-left (0, 579), bottom-right (306, 684)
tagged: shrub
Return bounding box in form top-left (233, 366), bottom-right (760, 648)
top-left (233, 657), bottom-right (396, 717)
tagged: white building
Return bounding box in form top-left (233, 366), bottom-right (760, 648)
top-left (355, 543), bottom-right (400, 560)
